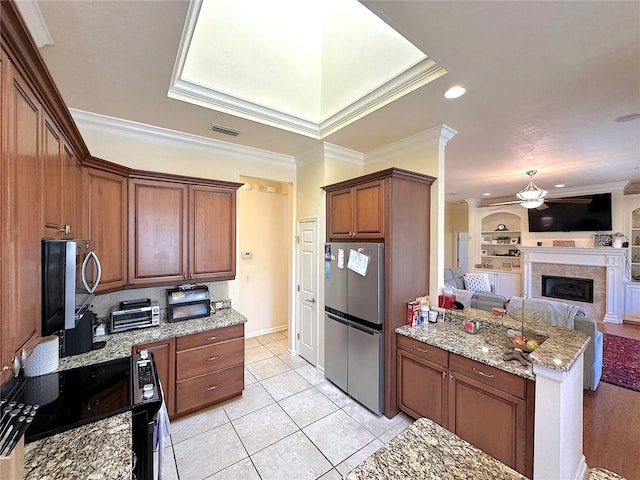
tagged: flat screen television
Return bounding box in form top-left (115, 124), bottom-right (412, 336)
top-left (527, 193), bottom-right (612, 232)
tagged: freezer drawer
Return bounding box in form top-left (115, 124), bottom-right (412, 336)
top-left (348, 324), bottom-right (383, 415)
top-left (324, 313), bottom-right (348, 392)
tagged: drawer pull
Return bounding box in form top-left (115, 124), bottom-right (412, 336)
top-left (206, 336), bottom-right (219, 341)
top-left (472, 367), bottom-right (494, 379)
top-left (206, 356), bottom-right (220, 362)
top-left (412, 344), bottom-right (428, 353)
top-left (205, 385), bottom-right (220, 391)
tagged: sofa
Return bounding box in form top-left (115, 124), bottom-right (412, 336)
top-left (443, 267), bottom-right (508, 311)
top-left (506, 296), bottom-right (603, 391)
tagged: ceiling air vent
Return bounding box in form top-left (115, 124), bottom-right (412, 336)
top-left (211, 124), bottom-right (243, 136)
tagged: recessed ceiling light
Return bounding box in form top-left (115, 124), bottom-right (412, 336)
top-left (554, 184), bottom-right (565, 188)
top-left (444, 86), bottom-right (466, 99)
top-left (482, 193), bottom-right (491, 196)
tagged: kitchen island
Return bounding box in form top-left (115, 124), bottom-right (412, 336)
top-left (24, 412), bottom-right (131, 480)
top-left (347, 417), bottom-right (527, 480)
top-left (396, 307), bottom-right (590, 480)
top-left (347, 417), bottom-right (626, 480)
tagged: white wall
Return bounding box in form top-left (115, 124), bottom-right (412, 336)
top-left (238, 179), bottom-right (290, 337)
top-left (445, 202), bottom-right (470, 268)
top-left (364, 125), bottom-right (457, 300)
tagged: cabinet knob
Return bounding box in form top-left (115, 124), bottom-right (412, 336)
top-left (59, 225), bottom-right (71, 235)
top-left (2, 365), bottom-right (10, 372)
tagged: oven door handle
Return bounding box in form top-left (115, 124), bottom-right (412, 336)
top-left (82, 250), bottom-right (102, 294)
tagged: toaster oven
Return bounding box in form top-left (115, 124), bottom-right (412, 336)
top-left (110, 299), bottom-right (160, 333)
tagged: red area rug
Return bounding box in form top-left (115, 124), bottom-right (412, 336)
top-left (601, 333), bottom-right (640, 392)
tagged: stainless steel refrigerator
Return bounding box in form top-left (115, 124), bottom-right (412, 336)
top-left (324, 242), bottom-right (384, 415)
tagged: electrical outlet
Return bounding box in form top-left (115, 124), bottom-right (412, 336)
top-left (215, 302), bottom-right (223, 309)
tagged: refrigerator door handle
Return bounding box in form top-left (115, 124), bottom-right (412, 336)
top-left (326, 312), bottom-right (349, 326)
top-left (349, 322), bottom-right (379, 336)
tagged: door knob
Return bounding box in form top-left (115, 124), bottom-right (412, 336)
top-left (305, 298), bottom-right (316, 303)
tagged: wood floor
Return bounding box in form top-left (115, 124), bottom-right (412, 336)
top-left (583, 321), bottom-right (640, 479)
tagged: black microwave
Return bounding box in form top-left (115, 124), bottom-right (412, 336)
top-left (166, 285), bottom-right (210, 322)
top-left (42, 239), bottom-right (102, 336)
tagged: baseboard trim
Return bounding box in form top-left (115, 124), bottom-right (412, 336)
top-left (246, 325), bottom-right (288, 339)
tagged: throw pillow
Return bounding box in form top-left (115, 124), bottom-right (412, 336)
top-left (463, 273), bottom-right (492, 292)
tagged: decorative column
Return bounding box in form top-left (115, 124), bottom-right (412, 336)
top-left (532, 354), bottom-right (587, 480)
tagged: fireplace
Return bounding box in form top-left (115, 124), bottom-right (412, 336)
top-left (519, 246), bottom-right (627, 323)
top-left (542, 275), bottom-right (594, 303)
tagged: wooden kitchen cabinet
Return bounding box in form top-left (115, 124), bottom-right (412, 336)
top-left (396, 335), bottom-right (448, 426)
top-left (448, 354), bottom-right (534, 478)
top-left (396, 334), bottom-right (534, 478)
top-left (133, 338), bottom-right (176, 417)
top-left (326, 179), bottom-right (384, 240)
top-left (189, 185), bottom-right (236, 281)
top-left (128, 178), bottom-right (188, 285)
top-left (42, 113), bottom-right (82, 239)
top-left (84, 166), bottom-right (128, 292)
top-left (1, 53), bottom-right (43, 382)
top-left (175, 324), bottom-right (244, 416)
top-left (129, 178), bottom-right (239, 286)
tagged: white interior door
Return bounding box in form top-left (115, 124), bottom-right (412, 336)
top-left (457, 232), bottom-right (470, 271)
top-left (297, 219), bottom-right (318, 365)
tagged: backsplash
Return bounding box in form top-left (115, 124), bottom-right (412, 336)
top-left (90, 281), bottom-right (230, 320)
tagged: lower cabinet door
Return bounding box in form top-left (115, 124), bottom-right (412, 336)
top-left (176, 363), bottom-right (244, 414)
top-left (448, 371), bottom-right (527, 475)
top-left (397, 350), bottom-right (447, 426)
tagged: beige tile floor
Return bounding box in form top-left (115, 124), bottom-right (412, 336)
top-left (161, 330), bottom-right (412, 480)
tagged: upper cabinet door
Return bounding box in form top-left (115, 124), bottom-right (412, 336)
top-left (326, 180), bottom-right (385, 241)
top-left (327, 188), bottom-right (353, 239)
top-left (1, 58), bottom-right (42, 381)
top-left (85, 168), bottom-right (128, 292)
top-left (352, 180), bottom-right (384, 238)
top-left (42, 114), bottom-right (63, 237)
top-left (62, 144), bottom-right (82, 239)
top-left (189, 185), bottom-right (236, 281)
top-left (129, 179), bottom-right (188, 285)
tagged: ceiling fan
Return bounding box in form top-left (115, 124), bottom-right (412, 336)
top-left (489, 170), bottom-right (592, 210)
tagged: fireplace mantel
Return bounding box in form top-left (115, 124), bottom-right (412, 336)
top-left (519, 246), bottom-right (628, 323)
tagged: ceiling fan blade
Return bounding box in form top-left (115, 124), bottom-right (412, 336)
top-left (544, 198), bottom-right (592, 204)
top-left (488, 200), bottom-right (523, 206)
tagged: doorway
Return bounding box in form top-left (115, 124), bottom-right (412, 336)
top-left (297, 218), bottom-right (318, 365)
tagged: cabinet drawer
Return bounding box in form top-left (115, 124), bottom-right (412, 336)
top-left (176, 323), bottom-right (243, 351)
top-left (449, 353), bottom-right (526, 399)
top-left (396, 334), bottom-right (448, 368)
top-left (176, 338), bottom-right (244, 381)
top-left (176, 364), bottom-right (244, 414)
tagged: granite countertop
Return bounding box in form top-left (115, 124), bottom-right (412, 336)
top-left (24, 412), bottom-right (132, 480)
top-left (58, 308), bottom-right (247, 371)
top-left (346, 417), bottom-right (527, 480)
top-left (396, 307), bottom-right (590, 380)
top-left (588, 468), bottom-right (627, 480)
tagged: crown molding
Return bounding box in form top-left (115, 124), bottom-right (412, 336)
top-left (323, 143), bottom-right (364, 165)
top-left (70, 109), bottom-right (296, 168)
top-left (365, 124), bottom-right (457, 165)
top-left (13, 0), bottom-right (53, 47)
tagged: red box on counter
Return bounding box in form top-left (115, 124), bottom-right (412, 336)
top-left (407, 300), bottom-right (421, 326)
top-left (438, 294), bottom-right (456, 309)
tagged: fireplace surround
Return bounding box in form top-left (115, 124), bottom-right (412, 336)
top-left (519, 246), bottom-right (627, 323)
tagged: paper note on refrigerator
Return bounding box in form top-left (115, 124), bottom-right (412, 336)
top-left (337, 248), bottom-right (345, 269)
top-left (347, 249), bottom-right (369, 276)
